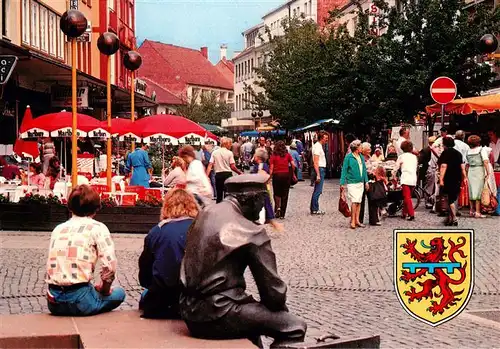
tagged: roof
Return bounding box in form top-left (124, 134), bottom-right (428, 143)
top-left (262, 0), bottom-right (294, 18)
top-left (138, 40), bottom-right (233, 95)
top-left (215, 58), bottom-right (234, 87)
top-left (242, 22), bottom-right (265, 36)
top-left (141, 77), bottom-right (184, 105)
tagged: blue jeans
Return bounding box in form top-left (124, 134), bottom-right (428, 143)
top-left (310, 167), bottom-right (325, 212)
top-left (47, 283), bottom-right (126, 316)
top-left (496, 187), bottom-right (500, 215)
top-left (209, 170), bottom-right (216, 198)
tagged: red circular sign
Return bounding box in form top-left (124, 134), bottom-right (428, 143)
top-left (430, 77), bottom-right (457, 104)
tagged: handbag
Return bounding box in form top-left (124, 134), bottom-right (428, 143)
top-left (481, 185), bottom-right (491, 207)
top-left (338, 191), bottom-right (351, 217)
top-left (368, 181), bottom-right (387, 201)
top-left (435, 194), bottom-right (449, 214)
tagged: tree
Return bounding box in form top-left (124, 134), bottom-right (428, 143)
top-left (249, 0), bottom-right (500, 133)
top-left (379, 0), bottom-right (500, 132)
top-left (176, 90), bottom-right (232, 125)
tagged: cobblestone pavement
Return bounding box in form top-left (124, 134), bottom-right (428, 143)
top-left (1, 179), bottom-right (499, 347)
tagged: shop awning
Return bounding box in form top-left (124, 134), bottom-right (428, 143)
top-left (199, 123), bottom-right (227, 134)
top-left (292, 118), bottom-right (341, 132)
top-left (425, 94), bottom-right (500, 115)
top-left (240, 130), bottom-right (286, 137)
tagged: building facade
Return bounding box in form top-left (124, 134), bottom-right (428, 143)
top-left (138, 40), bottom-right (234, 111)
top-left (225, 0), bottom-right (349, 132)
top-left (0, 0), bottom-right (155, 146)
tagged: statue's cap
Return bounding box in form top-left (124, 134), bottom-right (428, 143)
top-left (225, 173), bottom-right (269, 193)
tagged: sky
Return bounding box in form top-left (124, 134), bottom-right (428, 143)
top-left (135, 0), bottom-right (283, 63)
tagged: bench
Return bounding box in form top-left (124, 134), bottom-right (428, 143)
top-left (0, 311), bottom-right (381, 348)
top-left (0, 310), bottom-right (254, 348)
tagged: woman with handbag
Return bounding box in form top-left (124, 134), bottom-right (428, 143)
top-left (466, 135), bottom-right (490, 218)
top-left (438, 137), bottom-right (467, 226)
top-left (340, 140), bottom-right (369, 229)
top-left (269, 141), bottom-right (297, 219)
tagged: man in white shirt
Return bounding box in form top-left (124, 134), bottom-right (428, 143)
top-left (206, 137), bottom-right (242, 203)
top-left (454, 130), bottom-right (470, 164)
top-left (310, 131), bottom-right (328, 215)
top-left (488, 130), bottom-right (500, 165)
top-left (395, 127), bottom-right (410, 157)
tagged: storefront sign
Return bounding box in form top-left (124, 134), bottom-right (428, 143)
top-left (135, 78), bottom-right (147, 95)
top-left (51, 86), bottom-right (89, 108)
top-left (0, 56), bottom-right (18, 85)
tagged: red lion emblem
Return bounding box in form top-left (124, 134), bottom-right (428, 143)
top-left (400, 236), bottom-right (468, 316)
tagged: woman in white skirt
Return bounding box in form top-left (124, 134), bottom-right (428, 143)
top-left (340, 140), bottom-right (369, 229)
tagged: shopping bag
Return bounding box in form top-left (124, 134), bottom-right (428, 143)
top-left (435, 194), bottom-right (449, 214)
top-left (338, 192), bottom-right (351, 218)
top-left (481, 185), bottom-right (491, 207)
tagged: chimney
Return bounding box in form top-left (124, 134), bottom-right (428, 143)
top-left (200, 47), bottom-right (208, 59)
top-left (220, 44), bottom-right (228, 60)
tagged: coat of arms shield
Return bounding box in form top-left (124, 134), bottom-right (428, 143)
top-left (394, 229), bottom-right (474, 326)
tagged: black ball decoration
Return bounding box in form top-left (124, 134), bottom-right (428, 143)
top-left (123, 51), bottom-right (143, 71)
top-left (251, 111), bottom-right (257, 118)
top-left (97, 32), bottom-right (120, 56)
top-left (478, 34), bottom-right (498, 55)
top-left (258, 111), bottom-right (264, 117)
top-left (60, 10), bottom-right (87, 38)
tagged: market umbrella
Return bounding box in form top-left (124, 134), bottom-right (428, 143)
top-left (20, 111), bottom-right (109, 139)
top-left (425, 94), bottom-right (500, 115)
top-left (130, 114), bottom-right (217, 145)
top-left (100, 118), bottom-right (141, 142)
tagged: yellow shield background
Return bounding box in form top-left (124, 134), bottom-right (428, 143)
top-left (394, 229), bottom-right (474, 326)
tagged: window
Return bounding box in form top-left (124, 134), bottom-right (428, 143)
top-left (40, 6), bottom-right (48, 52)
top-left (48, 12), bottom-right (56, 55)
top-left (57, 17), bottom-right (65, 60)
top-left (304, 2), bottom-right (308, 15)
top-left (22, 0), bottom-right (30, 44)
top-left (251, 58), bottom-right (254, 76)
top-left (31, 1), bottom-right (40, 48)
top-left (309, 2), bottom-right (312, 17)
top-left (257, 56), bottom-right (262, 68)
top-left (2, 0), bottom-right (8, 37)
top-left (293, 8), bottom-right (296, 17)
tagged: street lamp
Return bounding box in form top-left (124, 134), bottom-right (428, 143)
top-left (97, 32), bottom-right (120, 191)
top-left (123, 50), bottom-right (143, 151)
top-left (251, 110), bottom-right (264, 130)
top-left (478, 34), bottom-right (499, 55)
top-left (59, 10), bottom-right (88, 188)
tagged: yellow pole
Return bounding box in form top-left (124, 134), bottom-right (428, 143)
top-left (131, 70), bottom-right (135, 151)
top-left (106, 56), bottom-right (112, 190)
top-left (71, 39), bottom-right (78, 188)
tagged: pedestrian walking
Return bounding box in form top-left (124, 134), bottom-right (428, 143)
top-left (45, 185), bottom-right (126, 316)
top-left (126, 143), bottom-right (153, 188)
top-left (206, 137), bottom-right (242, 203)
top-left (466, 135), bottom-right (490, 218)
top-left (270, 141), bottom-right (296, 219)
top-left (310, 131), bottom-right (329, 215)
top-left (340, 140), bottom-right (369, 229)
top-left (438, 137), bottom-right (467, 226)
top-left (393, 141), bottom-right (418, 221)
top-left (359, 142), bottom-right (372, 224)
top-left (179, 145), bottom-right (213, 207)
top-left (289, 142), bottom-right (302, 183)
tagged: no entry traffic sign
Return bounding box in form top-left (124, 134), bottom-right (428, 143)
top-left (0, 56), bottom-right (18, 85)
top-left (430, 77), bottom-right (457, 105)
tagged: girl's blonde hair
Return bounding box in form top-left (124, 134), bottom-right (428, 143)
top-left (161, 188), bottom-right (199, 220)
top-left (171, 156), bottom-right (186, 171)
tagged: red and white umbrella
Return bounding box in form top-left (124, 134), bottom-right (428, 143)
top-left (20, 111), bottom-right (109, 139)
top-left (130, 114), bottom-right (217, 145)
top-left (100, 118), bottom-right (141, 142)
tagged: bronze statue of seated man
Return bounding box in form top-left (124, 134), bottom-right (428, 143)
top-left (179, 173), bottom-right (307, 348)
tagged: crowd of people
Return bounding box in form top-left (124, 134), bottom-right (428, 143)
top-left (339, 127), bottom-right (499, 229)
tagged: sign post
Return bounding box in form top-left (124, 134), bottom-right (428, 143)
top-left (430, 77), bottom-right (457, 127)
